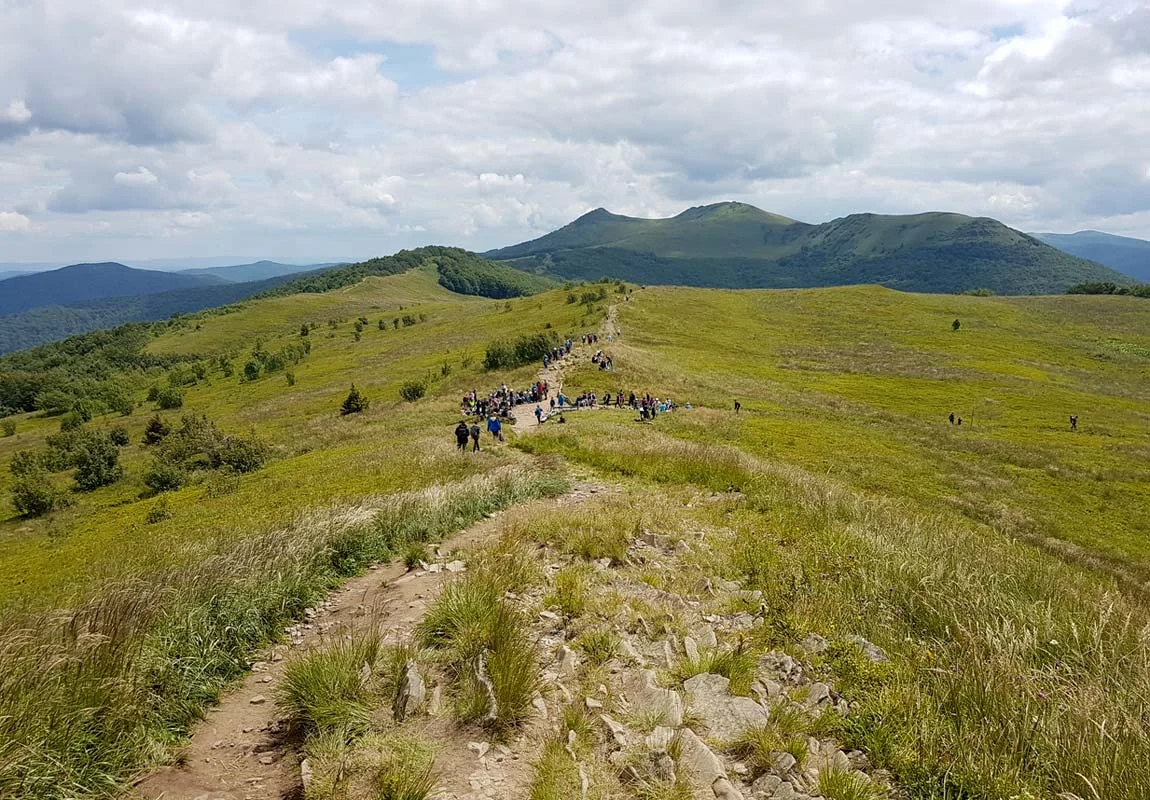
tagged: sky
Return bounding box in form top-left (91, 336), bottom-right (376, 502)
top-left (0, 0), bottom-right (1148, 264)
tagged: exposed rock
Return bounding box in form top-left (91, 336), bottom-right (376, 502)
top-left (557, 645), bottom-right (580, 677)
top-left (713, 776), bottom-right (745, 800)
top-left (300, 758), bottom-right (313, 793)
top-left (692, 624), bottom-right (718, 649)
top-left (683, 635), bottom-right (701, 662)
top-left (445, 559), bottom-right (467, 572)
top-left (393, 662), bottom-right (425, 722)
top-left (797, 633), bottom-right (828, 655)
top-left (626, 670), bottom-right (683, 727)
top-left (645, 726), bottom-right (676, 753)
top-left (652, 753), bottom-right (676, 783)
top-left (675, 728), bottom-right (727, 791)
top-left (428, 685), bottom-right (443, 715)
top-left (804, 682), bottom-right (831, 707)
top-left (620, 638), bottom-right (646, 665)
top-left (771, 752), bottom-right (797, 774)
top-left (467, 741), bottom-right (491, 759)
top-left (768, 781), bottom-right (809, 800)
top-left (662, 640), bottom-right (676, 668)
top-left (248, 695), bottom-right (267, 705)
top-left (751, 773), bottom-right (782, 796)
top-left (532, 694), bottom-right (549, 719)
top-left (845, 635), bottom-right (889, 663)
top-left (599, 714), bottom-right (632, 750)
top-left (585, 697), bottom-right (603, 710)
top-left (683, 672), bottom-right (768, 741)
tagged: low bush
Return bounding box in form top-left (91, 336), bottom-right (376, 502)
top-left (484, 332), bottom-right (560, 371)
top-left (142, 415), bottom-right (170, 445)
top-left (2, 418), bottom-right (17, 437)
top-left (72, 435), bottom-right (124, 491)
top-left (143, 458), bottom-right (186, 493)
top-left (400, 380), bottom-right (426, 402)
top-left (11, 474), bottom-right (65, 517)
top-left (108, 426), bottom-right (130, 447)
top-left (155, 387), bottom-right (184, 410)
top-left (146, 498), bottom-right (173, 524)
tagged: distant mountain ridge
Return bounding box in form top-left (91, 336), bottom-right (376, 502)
top-left (487, 202), bottom-right (1128, 295)
top-left (180, 260), bottom-right (336, 283)
top-left (0, 262), bottom-right (223, 316)
top-left (1031, 231), bottom-right (1150, 282)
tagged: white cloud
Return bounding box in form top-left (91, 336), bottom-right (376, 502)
top-left (114, 167), bottom-right (159, 187)
top-left (0, 0), bottom-right (1147, 262)
top-left (0, 211), bottom-right (30, 232)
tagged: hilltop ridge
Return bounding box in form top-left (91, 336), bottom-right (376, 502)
top-left (488, 203), bottom-right (1126, 294)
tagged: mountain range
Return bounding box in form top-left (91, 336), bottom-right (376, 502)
top-left (487, 202), bottom-right (1130, 294)
top-left (1031, 231), bottom-right (1150, 282)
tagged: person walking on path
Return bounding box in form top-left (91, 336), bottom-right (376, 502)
top-left (487, 413), bottom-right (504, 442)
top-left (455, 421), bottom-right (470, 451)
top-left (535, 405), bottom-right (544, 425)
top-left (469, 422), bottom-right (481, 452)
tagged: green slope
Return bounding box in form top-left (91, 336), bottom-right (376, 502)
top-left (487, 203), bottom-right (1127, 294)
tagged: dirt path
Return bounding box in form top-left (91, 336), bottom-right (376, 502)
top-left (131, 483), bottom-right (608, 800)
top-left (510, 304), bottom-right (620, 436)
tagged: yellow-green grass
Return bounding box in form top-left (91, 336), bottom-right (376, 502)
top-left (0, 273), bottom-right (603, 608)
top-left (557, 285), bottom-right (1150, 573)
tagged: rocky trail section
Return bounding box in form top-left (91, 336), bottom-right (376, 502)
top-left (131, 483), bottom-right (612, 800)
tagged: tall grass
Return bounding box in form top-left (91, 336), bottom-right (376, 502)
top-left (520, 426), bottom-right (1150, 800)
top-left (278, 630), bottom-right (383, 735)
top-left (0, 465), bottom-right (567, 799)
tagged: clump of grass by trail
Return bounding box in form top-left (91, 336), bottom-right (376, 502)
top-left (304, 728), bottom-right (437, 800)
top-left (667, 643), bottom-right (756, 696)
top-left (518, 422), bottom-right (1150, 800)
top-left (0, 466), bottom-right (566, 799)
top-left (417, 569), bottom-right (541, 731)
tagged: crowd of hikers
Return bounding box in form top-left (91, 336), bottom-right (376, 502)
top-left (460, 381), bottom-right (550, 420)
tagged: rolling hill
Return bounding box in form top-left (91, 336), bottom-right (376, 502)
top-left (487, 202), bottom-right (1128, 294)
top-left (1032, 230), bottom-right (1150, 282)
top-left (179, 260), bottom-right (336, 283)
top-left (0, 262), bottom-right (222, 317)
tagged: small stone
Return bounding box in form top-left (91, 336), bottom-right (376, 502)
top-left (712, 777), bottom-right (745, 800)
top-left (772, 752), bottom-right (797, 774)
top-left (242, 727), bottom-right (254, 734)
top-left (751, 774), bottom-right (782, 795)
top-left (248, 695), bottom-right (267, 705)
top-left (300, 759), bottom-right (313, 792)
top-left (539, 610), bottom-right (561, 621)
top-left (532, 695), bottom-right (549, 719)
top-left (258, 755), bottom-right (274, 765)
top-left (468, 741), bottom-right (491, 759)
top-left (428, 685), bottom-right (443, 715)
top-left (584, 696), bottom-right (603, 709)
top-left (805, 682), bottom-right (831, 707)
top-left (557, 646), bottom-right (580, 677)
top-left (798, 633), bottom-right (828, 655)
top-left (619, 639), bottom-right (645, 665)
top-left (683, 635), bottom-right (700, 662)
top-left (599, 714), bottom-right (631, 749)
top-left (445, 560), bottom-right (467, 572)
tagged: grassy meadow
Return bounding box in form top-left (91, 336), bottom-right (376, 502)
top-left (1, 272), bottom-right (1149, 799)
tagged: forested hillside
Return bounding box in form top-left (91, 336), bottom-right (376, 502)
top-left (489, 203), bottom-right (1127, 294)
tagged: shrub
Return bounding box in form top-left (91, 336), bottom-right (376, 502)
top-left (11, 475), bottom-right (64, 517)
top-left (143, 458), bottom-right (186, 493)
top-left (401, 315), bottom-right (416, 327)
top-left (484, 332), bottom-right (560, 370)
top-left (951, 319), bottom-right (961, 332)
top-left (59, 411), bottom-right (85, 432)
top-left (146, 497), bottom-right (173, 524)
top-left (300, 324), bottom-right (309, 337)
top-left (212, 434), bottom-right (268, 473)
top-left (285, 371), bottom-right (296, 387)
top-left (156, 388), bottom-right (184, 410)
top-left (1, 418), bottom-right (15, 437)
top-left (142, 415), bottom-right (171, 445)
top-left (73, 436), bottom-right (124, 491)
top-left (9, 450), bottom-right (41, 477)
top-left (403, 543), bottom-right (427, 571)
top-left (341, 384), bottom-right (369, 415)
top-left (243, 361), bottom-right (260, 381)
top-left (400, 381), bottom-right (426, 402)
top-left (818, 767), bottom-right (887, 800)
top-left (108, 426), bottom-right (130, 447)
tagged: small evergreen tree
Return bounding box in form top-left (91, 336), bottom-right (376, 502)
top-left (243, 361), bottom-right (261, 381)
top-left (300, 324), bottom-right (310, 337)
top-left (341, 384), bottom-right (369, 415)
top-left (400, 380), bottom-right (426, 402)
top-left (952, 319), bottom-right (961, 331)
top-left (143, 415), bottom-right (171, 445)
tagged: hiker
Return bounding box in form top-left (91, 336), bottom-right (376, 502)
top-left (949, 412), bottom-right (955, 425)
top-left (734, 400), bottom-right (741, 414)
top-left (455, 421), bottom-right (470, 451)
top-left (470, 422), bottom-right (481, 452)
top-left (956, 417), bottom-right (963, 426)
top-left (535, 405), bottom-right (543, 424)
top-left (1070, 415), bottom-right (1078, 431)
top-left (487, 414), bottom-right (504, 442)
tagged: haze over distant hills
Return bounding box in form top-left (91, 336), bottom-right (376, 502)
top-left (0, 262), bottom-right (333, 354)
top-left (180, 260), bottom-right (337, 284)
top-left (487, 202), bottom-right (1128, 295)
top-left (1031, 231), bottom-right (1150, 282)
